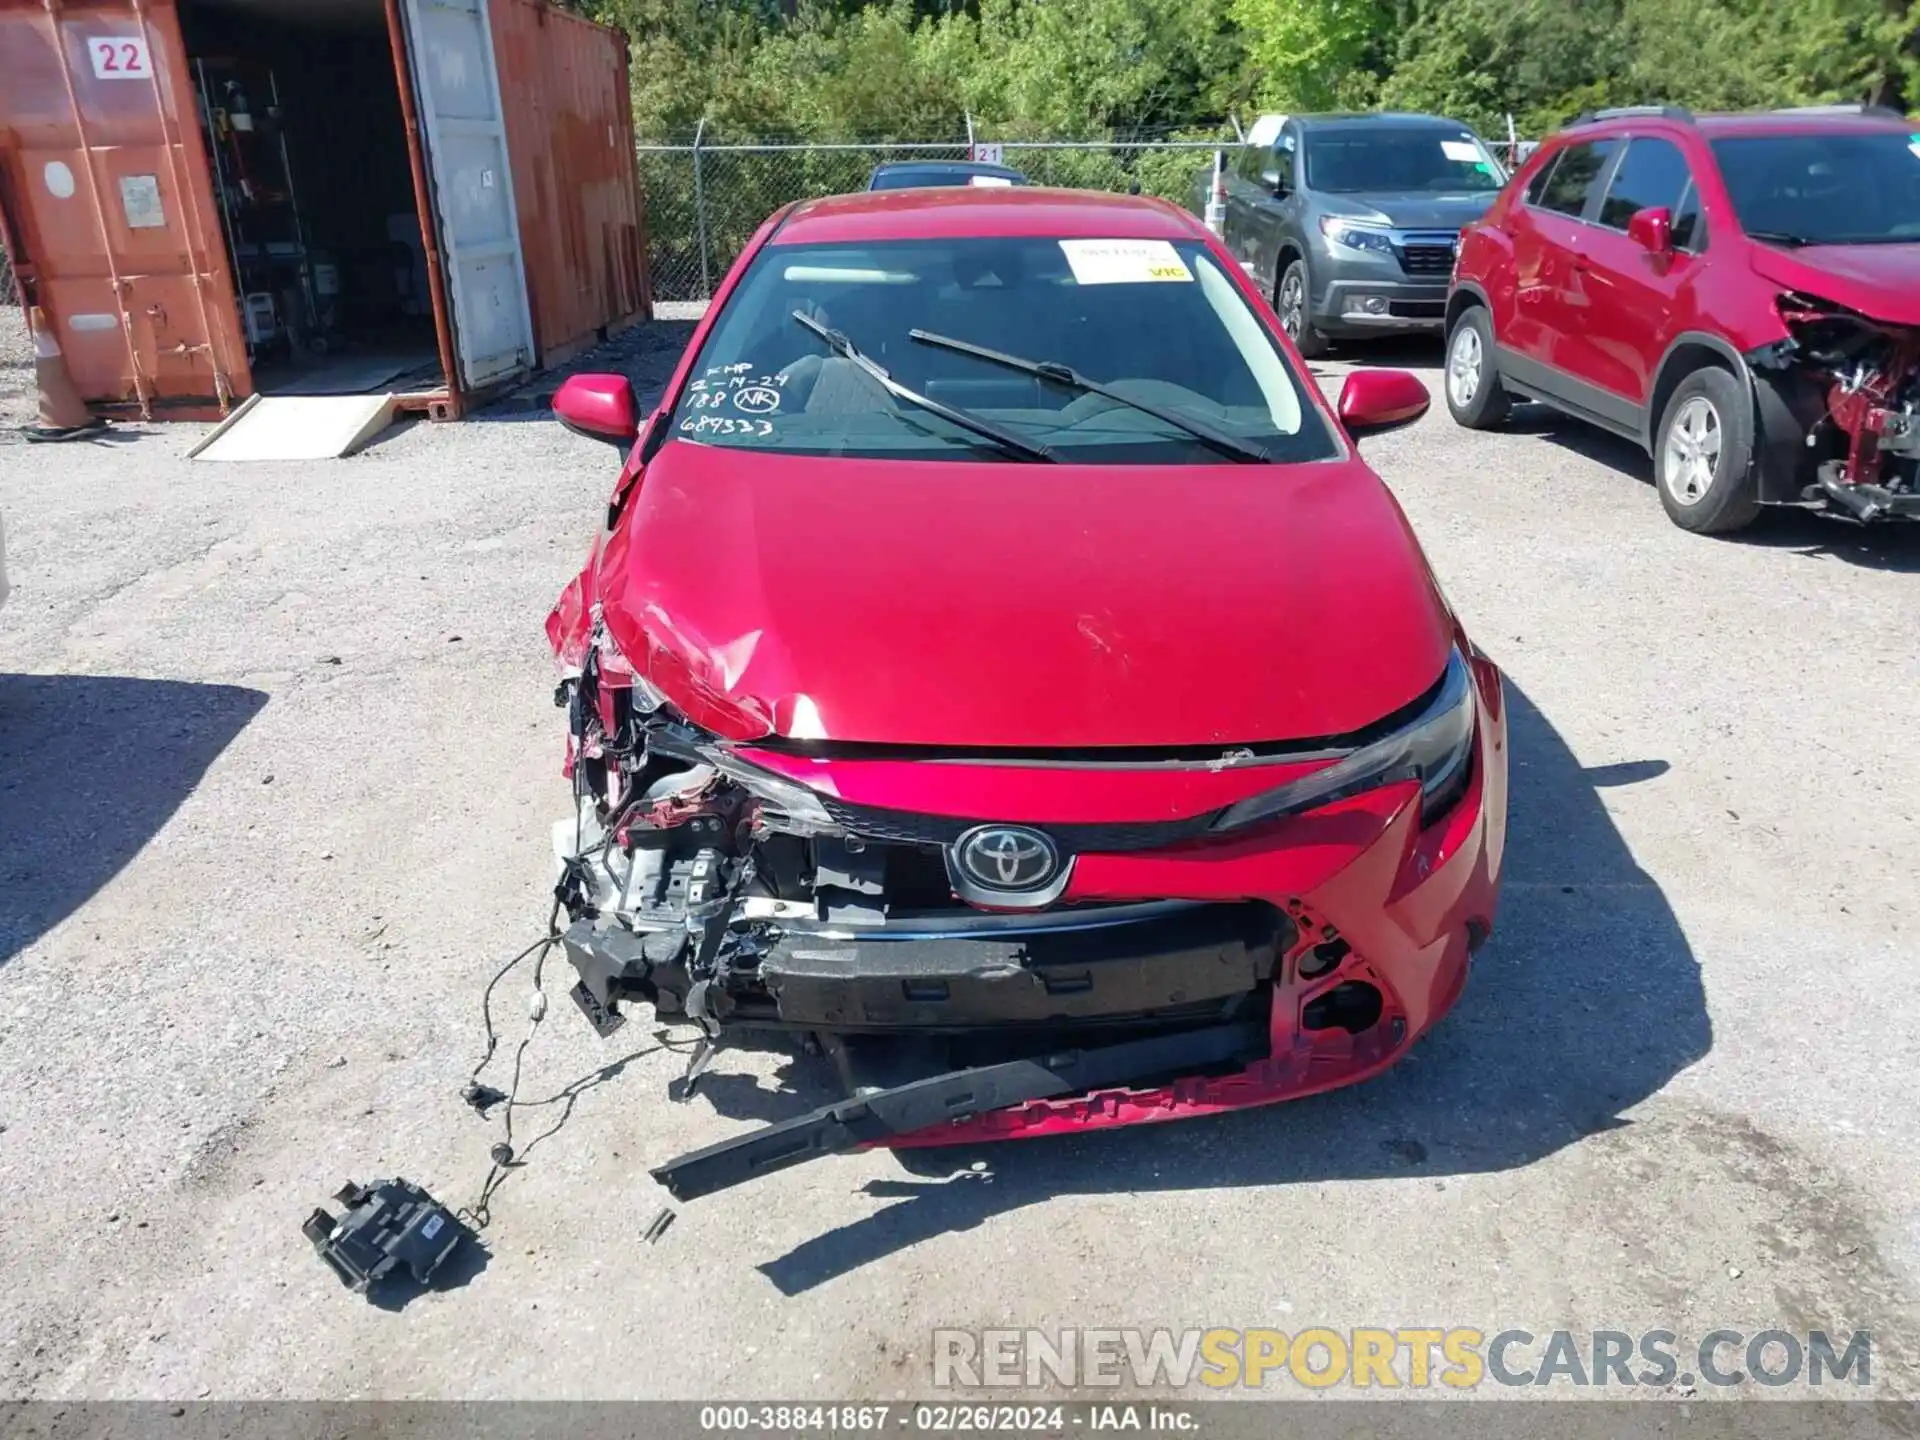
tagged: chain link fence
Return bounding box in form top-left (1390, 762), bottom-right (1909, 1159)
top-left (637, 136), bottom-right (1231, 304)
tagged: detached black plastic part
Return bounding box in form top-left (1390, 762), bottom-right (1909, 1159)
top-left (650, 1020), bottom-right (1266, 1202)
top-left (303, 1178), bottom-right (467, 1295)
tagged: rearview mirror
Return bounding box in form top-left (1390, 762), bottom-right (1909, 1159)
top-left (554, 373), bottom-right (639, 447)
top-left (1628, 205), bottom-right (1672, 255)
top-left (1337, 369), bottom-right (1431, 435)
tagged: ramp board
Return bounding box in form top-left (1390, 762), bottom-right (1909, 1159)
top-left (190, 395), bottom-right (400, 462)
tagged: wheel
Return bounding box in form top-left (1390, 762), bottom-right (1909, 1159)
top-left (1655, 368), bottom-right (1761, 534)
top-left (1276, 259), bottom-right (1329, 358)
top-left (1443, 307), bottom-right (1509, 429)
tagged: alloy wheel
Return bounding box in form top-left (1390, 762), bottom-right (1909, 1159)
top-left (1447, 325), bottom-right (1482, 408)
top-left (1279, 272), bottom-right (1304, 338)
top-left (1662, 396), bottom-right (1722, 506)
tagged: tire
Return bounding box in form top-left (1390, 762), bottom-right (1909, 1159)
top-left (1276, 258), bottom-right (1329, 358)
top-left (1443, 306), bottom-right (1510, 429)
top-left (1654, 367), bottom-right (1761, 534)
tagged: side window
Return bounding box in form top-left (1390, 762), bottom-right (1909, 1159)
top-left (1536, 139), bottom-right (1618, 218)
top-left (1523, 153), bottom-right (1560, 206)
top-left (1671, 180), bottom-right (1707, 252)
top-left (1598, 137), bottom-right (1693, 229)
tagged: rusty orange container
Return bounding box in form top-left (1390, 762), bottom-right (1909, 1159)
top-left (0, 0), bottom-right (251, 416)
top-left (491, 0), bottom-right (650, 366)
top-left (0, 0), bottom-right (651, 420)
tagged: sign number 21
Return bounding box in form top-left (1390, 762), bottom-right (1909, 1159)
top-left (89, 35), bottom-right (153, 80)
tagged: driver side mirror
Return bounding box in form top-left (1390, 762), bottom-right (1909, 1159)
top-left (553, 373), bottom-right (639, 447)
top-left (1628, 205), bottom-right (1672, 255)
top-left (1262, 167), bottom-right (1289, 198)
top-left (1337, 369), bottom-right (1431, 436)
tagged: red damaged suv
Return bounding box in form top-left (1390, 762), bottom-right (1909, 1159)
top-left (1446, 104), bottom-right (1920, 533)
top-left (544, 187), bottom-right (1507, 1201)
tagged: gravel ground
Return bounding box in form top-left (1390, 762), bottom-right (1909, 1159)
top-left (2, 303), bottom-right (1919, 1402)
top-left (0, 303), bottom-right (33, 432)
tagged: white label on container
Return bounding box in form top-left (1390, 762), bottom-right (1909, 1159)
top-left (88, 35), bottom-right (152, 80)
top-left (420, 1214), bottom-right (445, 1241)
top-left (44, 161), bottom-right (75, 199)
top-left (1441, 140), bottom-right (1481, 163)
top-left (1059, 239), bottom-right (1193, 285)
top-left (68, 313), bottom-right (120, 332)
top-left (120, 174), bottom-right (164, 229)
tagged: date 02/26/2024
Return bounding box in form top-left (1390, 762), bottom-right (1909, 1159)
top-left (696, 1404), bottom-right (1200, 1433)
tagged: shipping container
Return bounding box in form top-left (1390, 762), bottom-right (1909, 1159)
top-left (0, 0), bottom-right (650, 421)
top-left (493, 0), bottom-right (650, 367)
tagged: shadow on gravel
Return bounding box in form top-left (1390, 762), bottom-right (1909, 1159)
top-left (366, 1236), bottom-right (492, 1314)
top-left (1518, 414), bottom-right (1920, 573)
top-left (747, 680), bottom-right (1712, 1296)
top-left (0, 673), bottom-right (267, 964)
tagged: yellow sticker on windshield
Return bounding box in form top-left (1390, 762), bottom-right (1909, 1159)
top-left (1060, 239), bottom-right (1193, 284)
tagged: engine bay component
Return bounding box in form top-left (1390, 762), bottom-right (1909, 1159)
top-left (1753, 291), bottom-right (1920, 522)
top-left (302, 1178), bottom-right (468, 1296)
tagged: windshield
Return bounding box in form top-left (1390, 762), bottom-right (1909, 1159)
top-left (1711, 132), bottom-right (1920, 245)
top-left (667, 236), bottom-right (1338, 464)
top-left (1304, 129), bottom-right (1505, 194)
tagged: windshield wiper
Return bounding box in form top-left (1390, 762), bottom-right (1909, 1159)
top-left (908, 329), bottom-right (1273, 464)
top-left (1745, 230), bottom-right (1817, 248)
top-left (789, 310), bottom-right (1053, 463)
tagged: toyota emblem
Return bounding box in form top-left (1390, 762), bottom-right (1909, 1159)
top-left (952, 825), bottom-right (1060, 892)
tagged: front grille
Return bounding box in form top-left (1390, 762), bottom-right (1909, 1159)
top-left (819, 795), bottom-right (1223, 854)
top-left (1399, 244), bottom-right (1455, 277)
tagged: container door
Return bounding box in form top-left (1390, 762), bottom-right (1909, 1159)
top-left (0, 0), bottom-right (251, 414)
top-left (398, 0), bottom-right (534, 389)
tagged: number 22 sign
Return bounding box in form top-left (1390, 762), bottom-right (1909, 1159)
top-left (88, 35), bottom-right (152, 80)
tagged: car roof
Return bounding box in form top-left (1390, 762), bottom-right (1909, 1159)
top-left (1559, 110), bottom-right (1912, 141)
top-left (773, 187), bottom-right (1202, 245)
top-left (1294, 112), bottom-right (1472, 132)
top-left (870, 160), bottom-right (1026, 177)
top-left (1696, 112), bottom-right (1914, 137)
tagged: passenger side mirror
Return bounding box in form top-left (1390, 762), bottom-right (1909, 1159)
top-left (1628, 205), bottom-right (1673, 255)
top-left (553, 373), bottom-right (639, 447)
top-left (1337, 369), bottom-right (1431, 436)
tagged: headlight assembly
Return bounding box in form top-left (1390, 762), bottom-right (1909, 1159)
top-left (1318, 217), bottom-right (1397, 257)
top-left (1211, 649), bottom-right (1477, 833)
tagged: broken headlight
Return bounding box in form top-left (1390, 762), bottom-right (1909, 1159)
top-left (1211, 649), bottom-right (1476, 833)
top-left (703, 748), bottom-right (843, 836)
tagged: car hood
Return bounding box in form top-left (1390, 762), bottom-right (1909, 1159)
top-left (1746, 243), bottom-right (1920, 326)
top-left (592, 439), bottom-right (1453, 749)
top-left (1320, 191), bottom-right (1497, 231)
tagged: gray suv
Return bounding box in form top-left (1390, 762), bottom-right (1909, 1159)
top-left (1210, 112), bottom-right (1507, 355)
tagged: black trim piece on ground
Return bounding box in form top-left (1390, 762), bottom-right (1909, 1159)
top-left (649, 1019), bottom-right (1268, 1201)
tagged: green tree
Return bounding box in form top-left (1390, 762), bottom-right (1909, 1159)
top-left (1230, 0), bottom-right (1396, 110)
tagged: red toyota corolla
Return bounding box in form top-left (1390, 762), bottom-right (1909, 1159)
top-left (543, 187), bottom-right (1508, 1201)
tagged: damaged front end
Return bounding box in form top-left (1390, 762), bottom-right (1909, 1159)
top-left (543, 611), bottom-right (1500, 1202)
top-left (1750, 292), bottom-right (1920, 523)
top-left (549, 640), bottom-right (1283, 1197)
